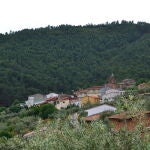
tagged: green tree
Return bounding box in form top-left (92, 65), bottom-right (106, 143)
top-left (9, 105), bottom-right (21, 113)
top-left (39, 104), bottom-right (57, 119)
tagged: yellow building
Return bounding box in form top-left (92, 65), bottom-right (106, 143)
top-left (81, 95), bottom-right (100, 106)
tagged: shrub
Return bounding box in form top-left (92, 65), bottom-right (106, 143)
top-left (4, 119), bottom-right (149, 150)
top-left (39, 104), bottom-right (57, 119)
top-left (9, 105), bottom-right (21, 113)
top-left (29, 106), bottom-right (40, 116)
top-left (0, 131), bottom-right (12, 139)
top-left (0, 107), bottom-right (6, 113)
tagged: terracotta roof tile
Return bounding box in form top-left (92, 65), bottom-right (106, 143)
top-left (108, 111), bottom-right (150, 120)
top-left (108, 111), bottom-right (150, 131)
top-left (46, 96), bottom-right (58, 101)
top-left (84, 114), bottom-right (100, 121)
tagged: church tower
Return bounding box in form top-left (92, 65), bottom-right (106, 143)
top-left (108, 73), bottom-right (116, 84)
top-left (106, 73), bottom-right (117, 89)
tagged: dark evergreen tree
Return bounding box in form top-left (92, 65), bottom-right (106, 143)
top-left (0, 21), bottom-right (150, 106)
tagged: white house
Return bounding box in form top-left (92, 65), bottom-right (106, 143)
top-left (25, 94), bottom-right (46, 107)
top-left (102, 89), bottom-right (125, 103)
top-left (85, 104), bottom-right (116, 116)
top-left (100, 86), bottom-right (112, 97)
top-left (46, 93), bottom-right (58, 99)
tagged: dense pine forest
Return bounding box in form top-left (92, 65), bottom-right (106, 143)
top-left (0, 21), bottom-right (150, 106)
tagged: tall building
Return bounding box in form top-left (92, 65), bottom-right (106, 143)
top-left (106, 73), bottom-right (117, 89)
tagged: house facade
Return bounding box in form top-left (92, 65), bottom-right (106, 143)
top-left (69, 97), bottom-right (81, 107)
top-left (74, 86), bottom-right (101, 101)
top-left (74, 89), bottom-right (88, 101)
top-left (100, 86), bottom-right (112, 97)
top-left (25, 94), bottom-right (46, 107)
top-left (46, 96), bottom-right (58, 105)
top-left (46, 94), bottom-right (73, 109)
top-left (55, 97), bottom-right (70, 110)
top-left (85, 86), bottom-right (102, 96)
top-left (102, 89), bottom-right (125, 103)
top-left (81, 95), bottom-right (100, 106)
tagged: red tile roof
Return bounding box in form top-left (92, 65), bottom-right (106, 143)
top-left (59, 97), bottom-right (70, 102)
top-left (46, 96), bottom-right (58, 102)
top-left (108, 111), bottom-right (150, 120)
top-left (89, 95), bottom-right (100, 98)
top-left (84, 114), bottom-right (100, 121)
top-left (108, 111), bottom-right (150, 131)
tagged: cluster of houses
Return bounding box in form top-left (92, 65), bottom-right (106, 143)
top-left (23, 75), bottom-right (150, 136)
top-left (25, 74), bottom-right (135, 109)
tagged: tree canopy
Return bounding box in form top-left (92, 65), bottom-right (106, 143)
top-left (0, 21), bottom-right (150, 106)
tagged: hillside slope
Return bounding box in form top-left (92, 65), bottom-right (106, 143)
top-left (0, 21), bottom-right (150, 105)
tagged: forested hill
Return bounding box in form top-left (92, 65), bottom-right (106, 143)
top-left (0, 21), bottom-right (150, 106)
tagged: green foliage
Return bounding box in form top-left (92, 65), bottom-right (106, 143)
top-left (0, 131), bottom-right (12, 139)
top-left (29, 106), bottom-right (40, 116)
top-left (39, 104), bottom-right (57, 119)
top-left (138, 88), bottom-right (150, 94)
top-left (12, 99), bottom-right (20, 105)
top-left (9, 105), bottom-right (22, 113)
top-left (78, 110), bottom-right (88, 117)
top-left (100, 111), bottom-right (115, 121)
top-left (0, 107), bottom-right (39, 138)
top-left (1, 119), bottom-right (149, 150)
top-left (0, 106), bottom-right (6, 113)
top-left (136, 78), bottom-right (149, 85)
top-left (0, 95), bottom-right (150, 149)
top-left (114, 95), bottom-right (145, 113)
top-left (0, 22), bottom-right (150, 106)
top-left (29, 104), bottom-right (57, 119)
top-left (66, 105), bottom-right (80, 113)
top-left (142, 95), bottom-right (150, 110)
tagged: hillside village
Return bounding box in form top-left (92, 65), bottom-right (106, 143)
top-left (0, 0), bottom-right (150, 147)
top-left (21, 74), bottom-right (150, 135)
top-left (0, 73), bottom-right (150, 149)
top-left (25, 74), bottom-right (134, 109)
top-left (0, 22), bottom-right (150, 108)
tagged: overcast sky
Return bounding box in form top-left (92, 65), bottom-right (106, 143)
top-left (0, 0), bottom-right (149, 33)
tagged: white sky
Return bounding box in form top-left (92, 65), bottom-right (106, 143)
top-left (0, 0), bottom-right (150, 33)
